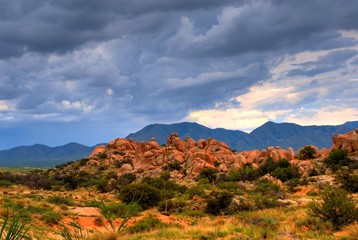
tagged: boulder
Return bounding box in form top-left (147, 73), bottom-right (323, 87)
top-left (331, 128), bottom-right (358, 153)
top-left (90, 145), bottom-right (106, 158)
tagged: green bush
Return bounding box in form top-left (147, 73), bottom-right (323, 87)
top-left (336, 169), bottom-right (358, 193)
top-left (41, 210), bottom-right (63, 225)
top-left (259, 157), bottom-right (277, 174)
top-left (117, 173), bottom-right (136, 187)
top-left (228, 165), bottom-right (260, 181)
top-left (216, 181), bottom-right (245, 195)
top-left (158, 199), bottom-right (186, 213)
top-left (325, 149), bottom-right (349, 171)
top-left (185, 185), bottom-right (206, 199)
top-left (308, 187), bottom-right (358, 230)
top-left (253, 196), bottom-right (279, 210)
top-left (205, 190), bottom-right (233, 215)
top-left (0, 179), bottom-right (13, 187)
top-left (199, 168), bottom-right (218, 184)
top-left (119, 182), bottom-right (162, 210)
top-left (47, 195), bottom-right (75, 206)
top-left (298, 146), bottom-right (316, 160)
top-left (271, 166), bottom-right (299, 182)
top-left (104, 202), bottom-right (141, 218)
top-left (128, 217), bottom-right (164, 234)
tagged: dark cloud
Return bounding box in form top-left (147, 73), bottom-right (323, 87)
top-left (167, 0), bottom-right (358, 58)
top-left (287, 49), bottom-right (357, 77)
top-left (1, 0), bottom-right (358, 149)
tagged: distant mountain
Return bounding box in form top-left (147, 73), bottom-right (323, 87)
top-left (2, 121), bottom-right (358, 168)
top-left (126, 121), bottom-right (358, 151)
top-left (0, 143), bottom-right (94, 168)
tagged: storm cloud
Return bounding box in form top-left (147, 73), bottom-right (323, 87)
top-left (1, 0), bottom-right (358, 149)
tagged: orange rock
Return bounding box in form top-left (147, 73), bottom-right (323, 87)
top-left (332, 128), bottom-right (358, 153)
top-left (90, 145), bottom-right (106, 157)
top-left (197, 139), bottom-right (207, 149)
top-left (246, 150), bottom-right (260, 163)
top-left (118, 163), bottom-right (133, 175)
top-left (286, 147), bottom-right (295, 160)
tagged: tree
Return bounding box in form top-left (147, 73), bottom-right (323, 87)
top-left (308, 187), bottom-right (358, 230)
top-left (298, 146), bottom-right (316, 160)
top-left (199, 167), bottom-right (218, 185)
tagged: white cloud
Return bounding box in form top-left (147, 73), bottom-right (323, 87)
top-left (0, 100), bottom-right (12, 111)
top-left (285, 106), bottom-right (358, 126)
top-left (61, 100), bottom-right (94, 113)
top-left (186, 108), bottom-right (289, 132)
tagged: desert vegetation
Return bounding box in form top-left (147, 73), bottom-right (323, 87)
top-left (0, 130), bottom-right (357, 239)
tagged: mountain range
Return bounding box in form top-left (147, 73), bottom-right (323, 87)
top-left (126, 121), bottom-right (358, 151)
top-left (1, 121), bottom-right (357, 167)
top-left (0, 143), bottom-right (94, 168)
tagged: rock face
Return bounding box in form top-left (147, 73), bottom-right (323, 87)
top-left (88, 133), bottom-right (327, 180)
top-left (331, 128), bottom-right (358, 153)
top-left (88, 128), bottom-right (358, 181)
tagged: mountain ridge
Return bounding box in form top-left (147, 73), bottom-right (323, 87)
top-left (126, 121), bottom-right (358, 151)
top-left (1, 120), bottom-right (358, 167)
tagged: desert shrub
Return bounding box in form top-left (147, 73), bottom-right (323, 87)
top-left (117, 173), bottom-right (136, 187)
top-left (128, 216), bottom-right (164, 234)
top-left (295, 215), bottom-right (331, 232)
top-left (27, 205), bottom-right (50, 214)
top-left (104, 202), bottom-right (141, 218)
top-left (308, 187), bottom-right (358, 230)
top-left (228, 165), bottom-right (260, 181)
top-left (230, 197), bottom-right (255, 212)
top-left (205, 190), bottom-right (233, 215)
top-left (47, 195), bottom-right (75, 206)
top-left (199, 168), bottom-right (218, 184)
top-left (259, 157), bottom-right (277, 174)
top-left (253, 196), bottom-right (279, 209)
top-left (96, 180), bottom-right (109, 193)
top-left (325, 149), bottom-right (350, 171)
top-left (216, 181), bottom-right (245, 195)
top-left (254, 180), bottom-right (281, 195)
top-left (298, 146), bottom-right (316, 160)
top-left (78, 157), bottom-right (89, 166)
top-left (185, 185), bottom-right (206, 199)
top-left (141, 176), bottom-right (183, 199)
top-left (119, 182), bottom-right (162, 210)
top-left (253, 181), bottom-right (286, 206)
top-left (336, 169), bottom-right (358, 193)
top-left (158, 199), bottom-right (186, 213)
top-left (41, 210), bottom-right (63, 225)
top-left (0, 179), bottom-right (13, 187)
top-left (259, 158), bottom-right (299, 182)
top-left (271, 166), bottom-right (299, 182)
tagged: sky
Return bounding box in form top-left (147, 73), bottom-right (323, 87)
top-left (1, 0), bottom-right (358, 150)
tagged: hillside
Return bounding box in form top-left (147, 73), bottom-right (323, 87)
top-left (0, 128), bottom-right (357, 239)
top-left (127, 121), bottom-right (358, 151)
top-left (0, 143), bottom-right (94, 167)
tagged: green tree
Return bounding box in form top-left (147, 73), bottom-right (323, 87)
top-left (308, 187), bottom-right (358, 230)
top-left (298, 146), bottom-right (316, 160)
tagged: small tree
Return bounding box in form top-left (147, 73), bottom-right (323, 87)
top-left (298, 146), bottom-right (316, 160)
top-left (325, 149), bottom-right (349, 171)
top-left (308, 187), bottom-right (358, 230)
top-left (199, 167), bottom-right (218, 185)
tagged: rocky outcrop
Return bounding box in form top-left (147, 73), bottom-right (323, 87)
top-left (331, 128), bottom-right (358, 153)
top-left (88, 128), bottom-right (358, 181)
top-left (88, 133), bottom-right (322, 180)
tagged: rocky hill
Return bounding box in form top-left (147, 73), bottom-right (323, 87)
top-left (126, 121), bottom-right (358, 151)
top-left (88, 128), bottom-right (358, 182)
